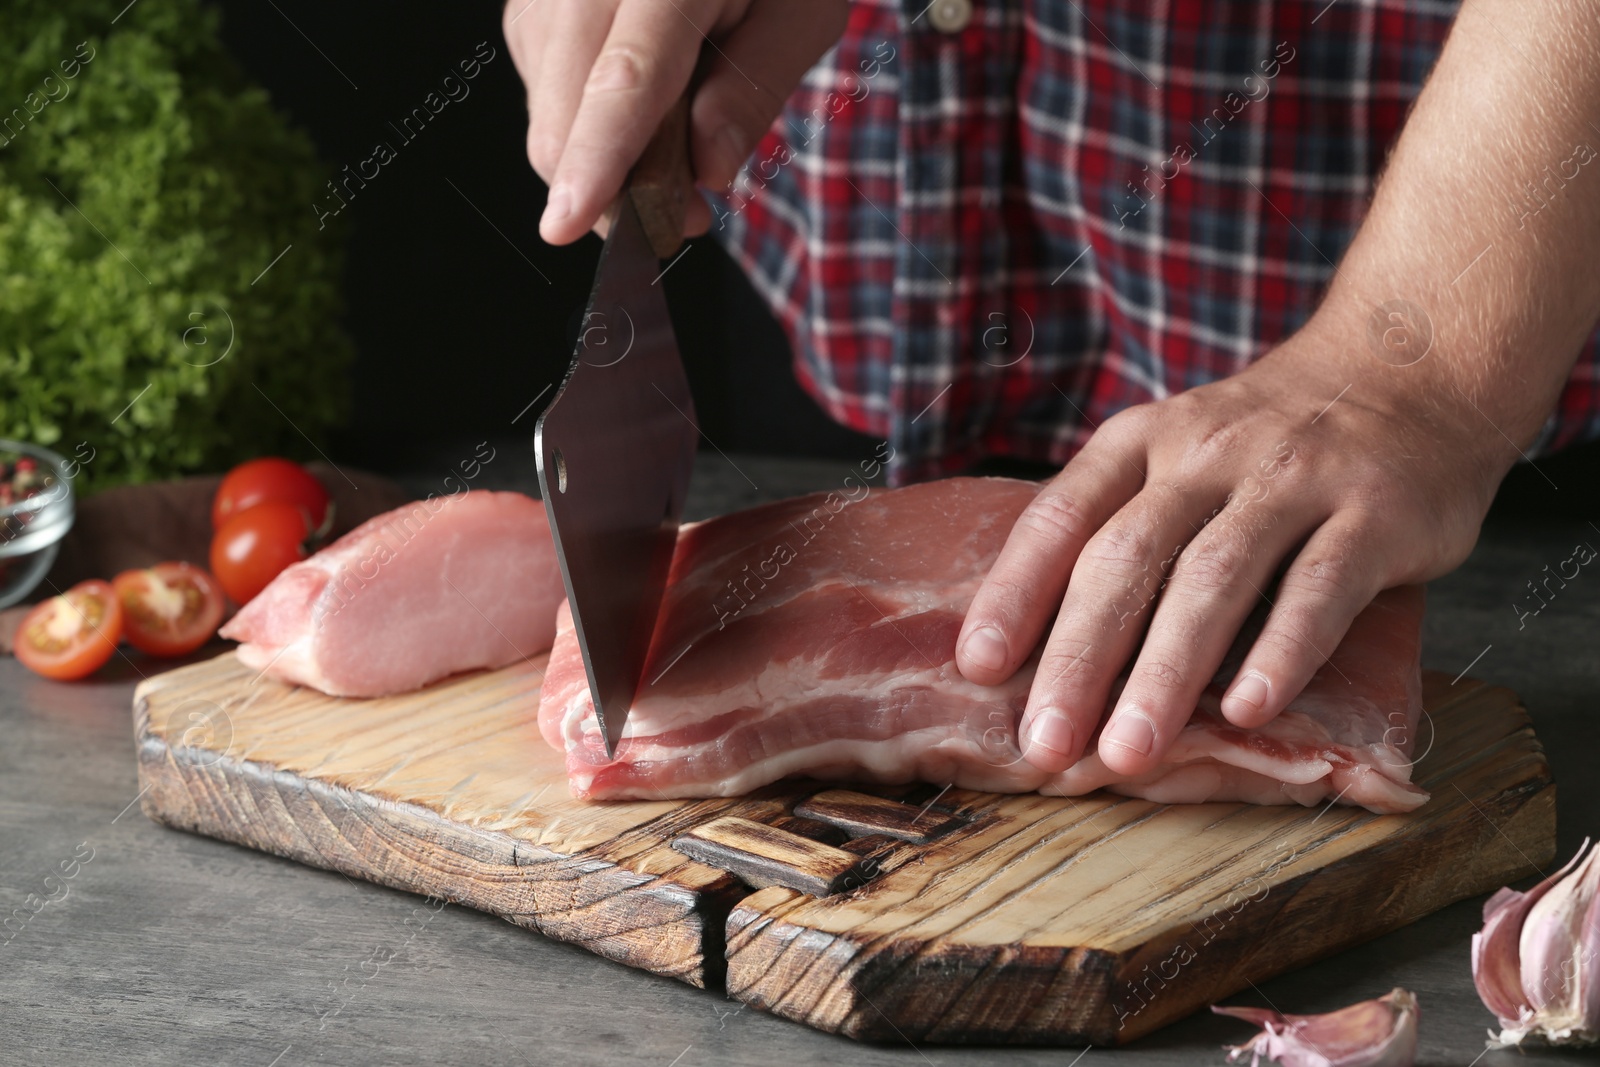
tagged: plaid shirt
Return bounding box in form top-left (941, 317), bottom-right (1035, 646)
top-left (711, 0), bottom-right (1600, 484)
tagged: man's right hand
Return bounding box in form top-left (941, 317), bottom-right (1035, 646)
top-left (504, 0), bottom-right (849, 245)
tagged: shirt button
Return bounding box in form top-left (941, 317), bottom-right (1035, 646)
top-left (926, 0), bottom-right (973, 34)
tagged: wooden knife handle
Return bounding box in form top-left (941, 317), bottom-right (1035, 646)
top-left (627, 96), bottom-right (692, 260)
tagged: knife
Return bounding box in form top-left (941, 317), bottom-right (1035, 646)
top-left (534, 100), bottom-right (699, 759)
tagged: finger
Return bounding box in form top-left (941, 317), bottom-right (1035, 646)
top-left (1019, 483), bottom-right (1224, 773)
top-left (1101, 496), bottom-right (1324, 776)
top-left (956, 432), bottom-right (1146, 688)
top-left (1218, 519), bottom-right (1388, 728)
top-left (526, 0), bottom-right (616, 183)
top-left (684, 191), bottom-right (712, 236)
top-left (688, 0), bottom-right (850, 190)
top-left (502, 0), bottom-right (546, 78)
top-left (540, 0), bottom-right (714, 244)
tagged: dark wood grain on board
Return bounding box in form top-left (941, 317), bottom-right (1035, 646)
top-left (794, 789), bottom-right (967, 844)
top-left (672, 816), bottom-right (870, 897)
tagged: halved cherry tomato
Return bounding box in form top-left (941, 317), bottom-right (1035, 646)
top-left (112, 562), bottom-right (226, 657)
top-left (14, 579), bottom-right (124, 680)
top-left (210, 501), bottom-right (311, 605)
top-left (212, 457), bottom-right (331, 534)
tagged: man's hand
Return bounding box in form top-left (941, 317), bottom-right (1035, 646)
top-left (504, 0), bottom-right (848, 245)
top-left (958, 0), bottom-right (1600, 777)
top-left (955, 330), bottom-right (1499, 777)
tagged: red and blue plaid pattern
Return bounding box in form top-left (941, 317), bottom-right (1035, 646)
top-left (710, 0), bottom-right (1600, 484)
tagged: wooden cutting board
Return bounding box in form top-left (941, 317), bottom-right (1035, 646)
top-left (132, 654), bottom-right (1555, 1046)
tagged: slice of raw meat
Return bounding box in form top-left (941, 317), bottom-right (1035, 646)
top-left (222, 490), bottom-right (564, 697)
top-left (538, 478), bottom-right (1430, 814)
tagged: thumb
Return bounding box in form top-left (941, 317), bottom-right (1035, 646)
top-left (688, 0), bottom-right (850, 192)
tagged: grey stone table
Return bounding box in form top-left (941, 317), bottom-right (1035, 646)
top-left (2, 454), bottom-right (1597, 1067)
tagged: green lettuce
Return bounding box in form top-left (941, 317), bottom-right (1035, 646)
top-left (0, 0), bottom-right (352, 488)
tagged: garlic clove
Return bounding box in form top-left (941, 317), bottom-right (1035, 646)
top-left (1213, 987), bottom-right (1419, 1067)
top-left (1470, 840), bottom-right (1588, 1027)
top-left (1514, 839), bottom-right (1600, 1044)
top-left (1471, 838), bottom-right (1600, 1047)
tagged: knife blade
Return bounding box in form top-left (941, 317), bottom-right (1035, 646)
top-left (534, 101), bottom-right (698, 759)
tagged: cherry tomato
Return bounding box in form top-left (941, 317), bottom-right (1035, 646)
top-left (210, 501), bottom-right (311, 605)
top-left (14, 579), bottom-right (124, 681)
top-left (112, 562), bottom-right (226, 657)
top-left (212, 457), bottom-right (331, 533)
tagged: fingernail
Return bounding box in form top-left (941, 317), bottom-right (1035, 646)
top-left (1104, 708), bottom-right (1156, 757)
top-left (1222, 670), bottom-right (1270, 718)
top-left (715, 123), bottom-right (753, 178)
top-left (542, 184), bottom-right (572, 226)
top-left (960, 625), bottom-right (1007, 674)
top-left (1022, 708), bottom-right (1076, 761)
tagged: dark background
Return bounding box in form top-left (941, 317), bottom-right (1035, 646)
top-left (208, 0), bottom-right (1595, 517)
top-left (208, 0), bottom-right (871, 478)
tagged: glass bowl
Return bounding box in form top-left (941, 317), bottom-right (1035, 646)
top-left (0, 440), bottom-right (76, 609)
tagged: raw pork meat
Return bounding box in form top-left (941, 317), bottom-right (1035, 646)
top-left (222, 491), bottom-right (564, 696)
top-left (538, 478), bottom-right (1430, 814)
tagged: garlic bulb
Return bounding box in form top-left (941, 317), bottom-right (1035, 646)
top-left (1212, 988), bottom-right (1418, 1067)
top-left (1472, 837), bottom-right (1600, 1047)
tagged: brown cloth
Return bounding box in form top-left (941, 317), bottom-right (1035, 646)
top-left (1, 463), bottom-right (413, 654)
